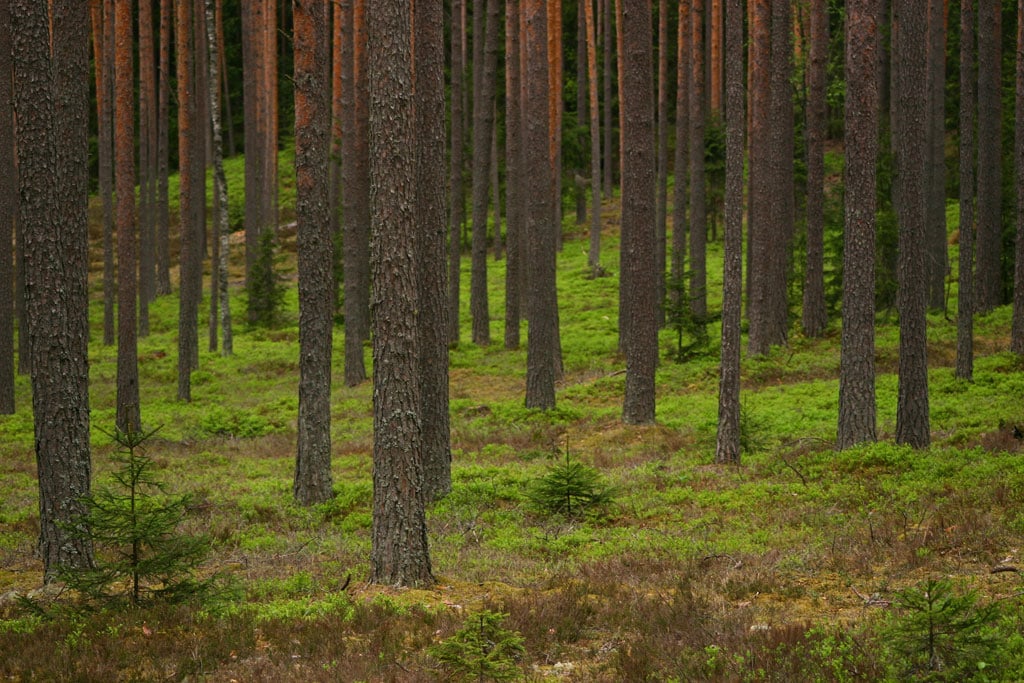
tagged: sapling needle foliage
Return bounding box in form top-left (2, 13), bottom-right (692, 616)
top-left (59, 426), bottom-right (213, 606)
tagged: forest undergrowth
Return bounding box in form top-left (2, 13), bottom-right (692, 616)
top-left (3, 158), bottom-right (1024, 680)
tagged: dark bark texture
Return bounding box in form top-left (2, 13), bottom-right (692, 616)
top-left (837, 0), bottom-right (879, 449)
top-left (15, 0), bottom-right (94, 579)
top-left (958, 0), bottom-right (977, 374)
top-left (469, 0), bottom-right (501, 347)
top-left (504, 0), bottom-right (523, 349)
top-left (294, 0), bottom-right (335, 506)
top-left (894, 0), bottom-right (931, 448)
top-left (0, 0), bottom-right (15, 414)
top-left (414, 0), bottom-right (452, 502)
top-left (1013, 0), bottom-right (1024, 354)
top-left (523, 0), bottom-right (558, 410)
top-left (368, 0), bottom-right (433, 587)
top-left (802, 0), bottom-right (827, 337)
top-left (342, 0), bottom-right (371, 386)
top-left (716, 0), bottom-right (744, 464)
top-left (620, 0), bottom-right (656, 425)
top-left (976, 0), bottom-right (1002, 312)
top-left (115, 0), bottom-right (140, 433)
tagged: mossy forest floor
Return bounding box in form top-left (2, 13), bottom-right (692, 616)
top-left (3, 176), bottom-right (1024, 680)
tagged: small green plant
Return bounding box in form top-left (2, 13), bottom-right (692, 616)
top-left (59, 426), bottom-right (215, 606)
top-left (247, 229), bottom-right (287, 328)
top-left (428, 610), bottom-right (526, 682)
top-left (664, 271), bottom-right (709, 362)
top-left (526, 444), bottom-right (616, 518)
top-left (738, 400), bottom-right (768, 454)
top-left (882, 578), bottom-right (1002, 680)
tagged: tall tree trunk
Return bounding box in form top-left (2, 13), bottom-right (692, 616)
top-left (342, 0), bottom-right (370, 386)
top-left (802, 0), bottom-right (827, 337)
top-left (958, 0), bottom-right (977, 374)
top-left (367, 0), bottom-right (433, 588)
top-left (621, 0), bottom-right (656, 425)
top-left (294, 0), bottom-right (334, 506)
top-left (716, 0), bottom-right (744, 464)
top-left (585, 0), bottom-right (603, 272)
top-left (205, 0), bottom-right (231, 357)
top-left (688, 0), bottom-right (706, 319)
top-left (415, 0), bottom-right (452, 502)
top-left (709, 0), bottom-right (723, 114)
top-left (449, 0), bottom-right (466, 345)
top-left (746, 0), bottom-right (770, 353)
top-left (177, 0), bottom-right (200, 401)
top-left (766, 0), bottom-right (794, 344)
top-left (15, 0), bottom-right (95, 580)
top-left (837, 0), bottom-right (879, 449)
top-left (602, 0), bottom-right (613, 197)
top-left (925, 0), bottom-right (947, 310)
top-left (0, 0), bottom-right (13, 414)
top-left (94, 0), bottom-right (116, 346)
top-left (138, 0), bottom-right (155, 337)
top-left (671, 0), bottom-right (689, 293)
top-left (115, 0), bottom-right (140, 433)
top-left (242, 0), bottom-right (265, 293)
top-left (469, 0), bottom-right (500, 347)
top-left (504, 0), bottom-right (523, 349)
top-left (524, 0), bottom-right (558, 410)
top-left (976, 0), bottom-right (1002, 312)
top-left (491, 112), bottom-right (502, 259)
top-left (654, 0), bottom-right (668, 325)
top-left (216, 0), bottom-right (234, 156)
top-left (549, 0), bottom-right (564, 251)
top-left (156, 0), bottom-right (172, 296)
top-left (894, 0), bottom-right (931, 449)
top-left (1013, 0), bottom-right (1024, 354)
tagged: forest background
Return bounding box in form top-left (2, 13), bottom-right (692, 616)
top-left (4, 0), bottom-right (1024, 680)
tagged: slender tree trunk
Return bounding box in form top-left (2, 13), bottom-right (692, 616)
top-left (837, 0), bottom-right (879, 449)
top-left (342, 0), bottom-right (370, 385)
top-left (524, 0), bottom-right (557, 410)
top-left (0, 0), bottom-right (13, 414)
top-left (504, 0), bottom-right (523, 349)
top-left (716, 0), bottom-right (744, 464)
top-left (671, 0), bottom-right (689, 291)
top-left (138, 0), bottom-right (156, 337)
top-left (802, 0), bottom-right (827, 337)
top-left (115, 0), bottom-right (140, 433)
top-left (549, 0), bottom-right (564, 251)
top-left (294, 0), bottom-right (334, 506)
top-left (469, 0), bottom-right (500, 347)
top-left (585, 0), bottom-right (603, 272)
top-left (766, 0), bottom-right (795, 344)
top-left (958, 0), bottom-right (977, 374)
top-left (602, 0), bottom-right (613, 197)
top-left (621, 0), bottom-right (657, 425)
top-left (368, 0), bottom-right (433, 588)
top-left (710, 0), bottom-right (723, 115)
top-left (747, 0), bottom-right (770, 353)
top-left (415, 0), bottom-right (452, 502)
top-left (449, 0), bottom-right (466, 345)
top-left (94, 0), bottom-right (116, 346)
top-left (894, 0), bottom-right (930, 449)
top-left (1013, 0), bottom-right (1024, 354)
top-left (242, 0), bottom-right (265, 293)
top-left (654, 0), bottom-right (668, 325)
top-left (688, 0), bottom-right (706, 319)
top-left (217, 0), bottom-right (234, 156)
top-left (156, 0), bottom-right (172, 296)
top-left (491, 112), bottom-right (502, 260)
top-left (976, 0), bottom-right (1002, 312)
top-left (177, 0), bottom-right (200, 401)
top-left (15, 0), bottom-right (95, 580)
top-left (205, 0), bottom-right (231, 356)
top-left (925, 0), bottom-right (947, 310)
